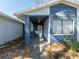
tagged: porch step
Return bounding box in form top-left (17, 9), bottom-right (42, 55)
top-left (31, 37), bottom-right (47, 59)
top-left (32, 41), bottom-right (47, 59)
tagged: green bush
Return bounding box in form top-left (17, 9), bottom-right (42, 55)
top-left (59, 36), bottom-right (79, 52)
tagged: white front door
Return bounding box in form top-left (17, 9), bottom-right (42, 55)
top-left (38, 25), bottom-right (42, 38)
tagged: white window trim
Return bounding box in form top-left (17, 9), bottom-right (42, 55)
top-left (52, 20), bottom-right (74, 35)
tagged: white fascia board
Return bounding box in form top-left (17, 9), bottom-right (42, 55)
top-left (0, 12), bottom-right (24, 24)
top-left (62, 0), bottom-right (79, 9)
top-left (14, 0), bottom-right (79, 16)
top-left (14, 0), bottom-right (61, 16)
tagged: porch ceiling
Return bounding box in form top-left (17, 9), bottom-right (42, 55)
top-left (30, 16), bottom-right (48, 25)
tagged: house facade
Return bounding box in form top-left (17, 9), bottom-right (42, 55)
top-left (14, 0), bottom-right (79, 45)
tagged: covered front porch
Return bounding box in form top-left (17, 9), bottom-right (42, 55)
top-left (25, 15), bottom-right (50, 46)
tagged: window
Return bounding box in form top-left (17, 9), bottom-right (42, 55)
top-left (50, 20), bottom-right (73, 35)
top-left (51, 20), bottom-right (62, 34)
top-left (63, 20), bottom-right (73, 34)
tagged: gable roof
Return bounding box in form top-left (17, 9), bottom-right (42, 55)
top-left (0, 11), bottom-right (25, 24)
top-left (14, 0), bottom-right (79, 16)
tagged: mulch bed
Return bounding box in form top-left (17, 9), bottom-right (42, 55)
top-left (42, 44), bottom-right (79, 59)
top-left (0, 37), bottom-right (32, 59)
top-left (0, 37), bottom-right (24, 49)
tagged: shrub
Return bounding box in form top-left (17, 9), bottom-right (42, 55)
top-left (59, 35), bottom-right (79, 52)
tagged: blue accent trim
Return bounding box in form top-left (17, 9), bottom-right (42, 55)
top-left (25, 16), bottom-right (32, 45)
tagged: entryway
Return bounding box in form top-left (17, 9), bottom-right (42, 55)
top-left (30, 16), bottom-right (49, 44)
top-left (30, 15), bottom-right (49, 59)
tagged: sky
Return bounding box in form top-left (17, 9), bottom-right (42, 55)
top-left (0, 0), bottom-right (34, 15)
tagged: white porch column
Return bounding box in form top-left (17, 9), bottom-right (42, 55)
top-left (77, 8), bottom-right (79, 42)
top-left (47, 16), bottom-right (51, 44)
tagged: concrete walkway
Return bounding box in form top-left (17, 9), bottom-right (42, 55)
top-left (32, 44), bottom-right (41, 59)
top-left (32, 37), bottom-right (47, 59)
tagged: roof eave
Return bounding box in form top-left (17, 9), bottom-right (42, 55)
top-left (0, 12), bottom-right (24, 24)
top-left (14, 0), bottom-right (79, 16)
top-left (14, 0), bottom-right (61, 16)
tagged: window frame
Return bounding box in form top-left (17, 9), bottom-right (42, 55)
top-left (51, 20), bottom-right (74, 35)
